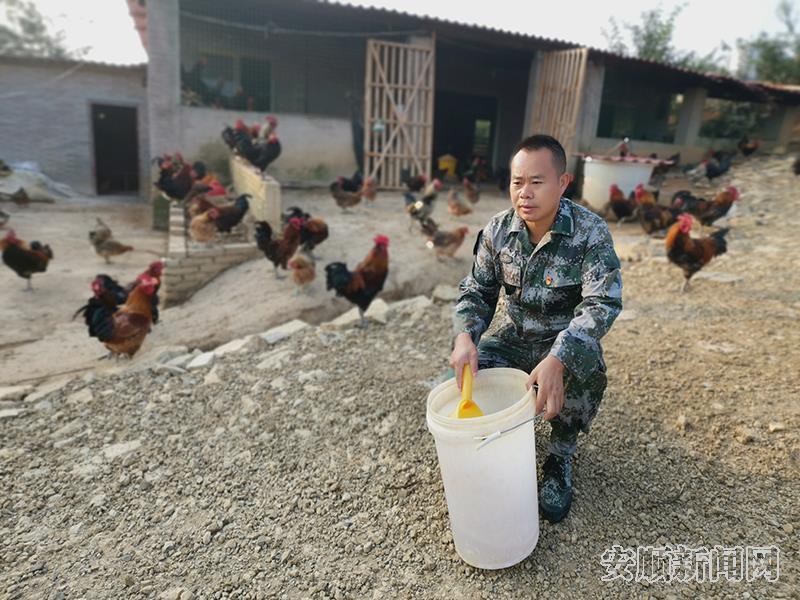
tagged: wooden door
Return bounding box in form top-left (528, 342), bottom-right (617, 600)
top-left (364, 37), bottom-right (435, 189)
top-left (91, 103), bottom-right (139, 195)
top-left (528, 48), bottom-right (588, 156)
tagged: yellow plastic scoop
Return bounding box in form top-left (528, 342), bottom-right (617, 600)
top-left (451, 365), bottom-right (484, 418)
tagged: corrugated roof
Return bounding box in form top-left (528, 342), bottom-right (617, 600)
top-left (314, 0), bottom-right (576, 49)
top-left (128, 0), bottom-right (800, 102)
top-left (0, 53), bottom-right (146, 71)
top-left (314, 1), bottom-right (799, 102)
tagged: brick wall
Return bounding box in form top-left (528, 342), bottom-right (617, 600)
top-left (0, 56), bottom-right (148, 196)
top-left (160, 161), bottom-right (281, 306)
top-left (161, 204), bottom-right (260, 306)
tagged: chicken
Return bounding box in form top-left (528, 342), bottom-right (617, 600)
top-left (258, 115), bottom-right (279, 140)
top-left (361, 176), bottom-right (378, 202)
top-left (73, 274), bottom-right (130, 340)
top-left (75, 262), bottom-right (164, 334)
top-left (672, 187), bottom-right (739, 226)
top-left (92, 238), bottom-right (134, 264)
top-left (255, 218), bottom-right (303, 278)
top-left (330, 179), bottom-right (362, 211)
top-left (190, 210), bottom-right (218, 243)
top-left (638, 203), bottom-right (679, 235)
top-left (463, 177), bottom-right (480, 204)
top-left (670, 190), bottom-right (706, 215)
top-left (235, 132), bottom-right (282, 171)
top-left (94, 275), bottom-right (159, 358)
top-left (426, 226), bottom-right (469, 259)
top-left (324, 235), bottom-right (389, 327)
top-left (697, 186), bottom-right (739, 225)
top-left (288, 252), bottom-right (315, 294)
top-left (0, 209), bottom-right (9, 228)
top-left (221, 124), bottom-right (245, 151)
top-left (405, 193), bottom-right (434, 231)
top-left (421, 178), bottom-right (443, 203)
top-left (738, 136), bottom-right (759, 157)
top-left (282, 206), bottom-right (329, 256)
top-left (418, 216), bottom-right (439, 237)
top-left (402, 172), bottom-right (427, 193)
top-left (251, 133), bottom-right (281, 171)
top-left (88, 219), bottom-right (133, 263)
top-left (649, 152), bottom-right (680, 185)
top-left (608, 184), bottom-right (638, 224)
top-left (185, 185), bottom-right (216, 218)
top-left (633, 184), bottom-right (658, 207)
top-left (338, 172), bottom-right (363, 193)
top-left (666, 213), bottom-right (730, 292)
top-left (90, 218), bottom-right (113, 244)
top-left (447, 189), bottom-right (473, 216)
top-left (693, 151), bottom-right (733, 182)
top-left (1, 229), bottom-right (52, 290)
top-left (154, 155), bottom-right (193, 200)
top-left (208, 194), bottom-right (250, 233)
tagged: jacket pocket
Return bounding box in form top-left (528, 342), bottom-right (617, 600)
top-left (541, 265), bottom-right (582, 312)
top-left (499, 248), bottom-right (523, 298)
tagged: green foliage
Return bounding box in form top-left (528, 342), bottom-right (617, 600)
top-left (0, 0), bottom-right (85, 59)
top-left (602, 3), bottom-right (730, 74)
top-left (196, 139), bottom-right (232, 185)
top-left (737, 0), bottom-right (800, 84)
top-left (699, 99), bottom-right (775, 139)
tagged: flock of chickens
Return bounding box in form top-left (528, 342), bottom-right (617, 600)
top-left (0, 124), bottom-right (794, 360)
top-left (598, 182), bottom-right (738, 291)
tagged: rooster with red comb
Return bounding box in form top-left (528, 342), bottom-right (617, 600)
top-left (324, 235), bottom-right (389, 327)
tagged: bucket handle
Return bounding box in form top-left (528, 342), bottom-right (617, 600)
top-left (474, 386), bottom-right (538, 451)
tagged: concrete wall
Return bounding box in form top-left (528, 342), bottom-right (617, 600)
top-left (147, 0), bottom-right (181, 163)
top-left (178, 106), bottom-right (357, 182)
top-left (0, 58), bottom-right (148, 196)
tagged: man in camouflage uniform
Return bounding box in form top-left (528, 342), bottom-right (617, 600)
top-left (450, 134), bottom-right (622, 523)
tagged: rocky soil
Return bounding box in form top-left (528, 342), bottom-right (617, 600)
top-left (1, 156), bottom-right (798, 599)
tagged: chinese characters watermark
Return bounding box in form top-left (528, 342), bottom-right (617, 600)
top-left (600, 545), bottom-right (780, 583)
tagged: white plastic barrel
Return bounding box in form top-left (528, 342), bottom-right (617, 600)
top-left (426, 368), bottom-right (538, 569)
top-left (582, 157), bottom-right (655, 211)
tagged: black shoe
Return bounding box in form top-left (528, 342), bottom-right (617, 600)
top-left (538, 453), bottom-right (573, 524)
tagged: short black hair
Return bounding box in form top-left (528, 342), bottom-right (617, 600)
top-left (510, 134), bottom-right (567, 175)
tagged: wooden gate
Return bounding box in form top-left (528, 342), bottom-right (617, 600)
top-left (364, 37), bottom-right (435, 189)
top-left (528, 48), bottom-right (588, 156)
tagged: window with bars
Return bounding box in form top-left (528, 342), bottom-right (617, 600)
top-left (596, 70), bottom-right (682, 143)
top-left (181, 53), bottom-right (272, 112)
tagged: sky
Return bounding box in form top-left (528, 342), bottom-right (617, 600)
top-left (11, 0), bottom-right (794, 67)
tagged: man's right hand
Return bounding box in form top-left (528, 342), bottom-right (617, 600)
top-left (450, 332), bottom-right (479, 390)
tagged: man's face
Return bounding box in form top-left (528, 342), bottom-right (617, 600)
top-left (509, 148), bottom-right (570, 224)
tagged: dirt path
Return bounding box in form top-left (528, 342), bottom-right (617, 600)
top-left (1, 156), bottom-right (797, 599)
top-left (1, 189), bottom-right (507, 384)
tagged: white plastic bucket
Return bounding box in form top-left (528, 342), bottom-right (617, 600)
top-left (426, 368), bottom-right (538, 569)
top-left (582, 158), bottom-right (655, 210)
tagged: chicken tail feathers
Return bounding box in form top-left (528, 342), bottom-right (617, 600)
top-left (710, 227), bottom-right (730, 256)
top-left (254, 221), bottom-right (273, 251)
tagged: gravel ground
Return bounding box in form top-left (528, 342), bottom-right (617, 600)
top-left (1, 156), bottom-right (798, 599)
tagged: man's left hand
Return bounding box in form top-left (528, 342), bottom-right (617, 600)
top-left (528, 355), bottom-right (565, 420)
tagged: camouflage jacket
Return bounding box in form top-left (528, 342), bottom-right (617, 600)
top-left (453, 198), bottom-right (623, 381)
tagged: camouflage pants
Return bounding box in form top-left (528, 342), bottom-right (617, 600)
top-left (477, 324), bottom-right (607, 458)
